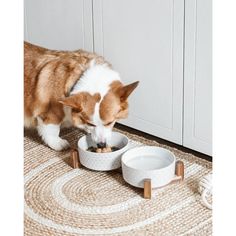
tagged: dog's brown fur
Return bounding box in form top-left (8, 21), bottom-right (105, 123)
top-left (24, 42), bottom-right (139, 130)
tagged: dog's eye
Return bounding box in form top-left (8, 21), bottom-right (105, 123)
top-left (105, 121), bottom-right (114, 126)
top-left (87, 122), bottom-right (96, 127)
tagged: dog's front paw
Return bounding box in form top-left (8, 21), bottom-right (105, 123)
top-left (47, 137), bottom-right (70, 151)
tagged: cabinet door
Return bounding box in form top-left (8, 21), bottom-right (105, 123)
top-left (93, 0), bottom-right (184, 144)
top-left (183, 0), bottom-right (212, 155)
top-left (24, 0), bottom-right (93, 51)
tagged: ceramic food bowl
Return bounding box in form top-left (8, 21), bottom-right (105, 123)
top-left (121, 146), bottom-right (176, 188)
top-left (78, 132), bottom-right (129, 171)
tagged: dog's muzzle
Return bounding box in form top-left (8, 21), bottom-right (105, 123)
top-left (97, 142), bottom-right (106, 148)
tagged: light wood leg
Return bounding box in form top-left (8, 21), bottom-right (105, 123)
top-left (71, 149), bottom-right (81, 169)
top-left (144, 179), bottom-right (152, 199)
top-left (175, 161), bottom-right (184, 181)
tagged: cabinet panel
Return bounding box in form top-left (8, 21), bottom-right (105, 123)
top-left (183, 0), bottom-right (212, 155)
top-left (24, 0), bottom-right (93, 51)
top-left (93, 0), bottom-right (184, 144)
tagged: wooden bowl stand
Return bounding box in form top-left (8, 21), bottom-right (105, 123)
top-left (70, 149), bottom-right (184, 199)
top-left (71, 149), bottom-right (81, 169)
top-left (143, 160), bottom-right (184, 199)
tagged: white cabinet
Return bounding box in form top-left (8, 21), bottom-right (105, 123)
top-left (24, 0), bottom-right (212, 155)
top-left (183, 0), bottom-right (212, 155)
top-left (24, 0), bottom-right (93, 51)
top-left (93, 0), bottom-right (185, 145)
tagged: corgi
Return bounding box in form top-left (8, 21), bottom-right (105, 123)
top-left (24, 42), bottom-right (139, 151)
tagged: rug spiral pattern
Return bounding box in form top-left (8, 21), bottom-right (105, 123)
top-left (24, 128), bottom-right (212, 236)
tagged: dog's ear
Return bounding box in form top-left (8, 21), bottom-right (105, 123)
top-left (117, 81), bottom-right (139, 102)
top-left (58, 95), bottom-right (82, 111)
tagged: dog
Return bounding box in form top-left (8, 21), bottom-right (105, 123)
top-left (24, 42), bottom-right (139, 151)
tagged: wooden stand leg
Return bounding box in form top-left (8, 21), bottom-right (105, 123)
top-left (71, 149), bottom-right (81, 169)
top-left (175, 161), bottom-right (184, 181)
top-left (144, 179), bottom-right (152, 199)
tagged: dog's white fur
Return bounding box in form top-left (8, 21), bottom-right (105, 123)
top-left (71, 62), bottom-right (121, 97)
top-left (37, 117), bottom-right (70, 151)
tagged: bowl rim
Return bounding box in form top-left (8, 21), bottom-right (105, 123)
top-left (121, 146), bottom-right (176, 172)
top-left (77, 131), bottom-right (129, 156)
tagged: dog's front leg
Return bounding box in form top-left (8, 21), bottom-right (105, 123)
top-left (37, 117), bottom-right (70, 151)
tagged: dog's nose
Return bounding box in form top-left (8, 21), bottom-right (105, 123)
top-left (97, 142), bottom-right (106, 148)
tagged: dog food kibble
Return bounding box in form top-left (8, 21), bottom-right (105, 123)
top-left (96, 148), bottom-right (102, 153)
top-left (87, 146), bottom-right (119, 153)
top-left (101, 147), bottom-right (112, 153)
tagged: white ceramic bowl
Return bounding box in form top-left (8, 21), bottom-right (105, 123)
top-left (78, 132), bottom-right (129, 171)
top-left (121, 146), bottom-right (176, 188)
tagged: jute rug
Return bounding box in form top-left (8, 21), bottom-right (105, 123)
top-left (24, 128), bottom-right (212, 236)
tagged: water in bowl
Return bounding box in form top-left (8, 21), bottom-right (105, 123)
top-left (126, 155), bottom-right (170, 170)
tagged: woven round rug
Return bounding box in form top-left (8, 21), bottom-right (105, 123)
top-left (24, 127), bottom-right (212, 236)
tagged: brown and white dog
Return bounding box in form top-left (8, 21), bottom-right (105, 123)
top-left (24, 42), bottom-right (139, 151)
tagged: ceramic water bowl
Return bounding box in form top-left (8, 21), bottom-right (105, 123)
top-left (121, 146), bottom-right (176, 188)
